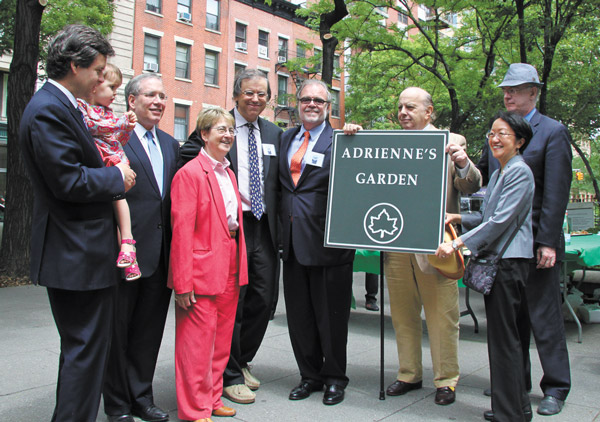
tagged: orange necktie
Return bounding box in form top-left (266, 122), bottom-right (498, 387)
top-left (290, 131), bottom-right (310, 186)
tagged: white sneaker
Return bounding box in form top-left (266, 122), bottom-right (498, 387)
top-left (223, 384), bottom-right (256, 404)
top-left (242, 366), bottom-right (261, 391)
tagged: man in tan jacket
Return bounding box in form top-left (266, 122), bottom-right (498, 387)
top-left (344, 86), bottom-right (481, 405)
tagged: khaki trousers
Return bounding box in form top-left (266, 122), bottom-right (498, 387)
top-left (385, 253), bottom-right (460, 388)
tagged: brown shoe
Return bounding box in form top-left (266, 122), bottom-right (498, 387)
top-left (434, 386), bottom-right (456, 405)
top-left (212, 406), bottom-right (236, 417)
top-left (386, 380), bottom-right (422, 396)
top-left (193, 419), bottom-right (214, 422)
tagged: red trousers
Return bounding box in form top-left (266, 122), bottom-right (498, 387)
top-left (175, 238), bottom-right (240, 420)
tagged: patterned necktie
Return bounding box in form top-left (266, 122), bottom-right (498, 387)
top-left (144, 130), bottom-right (164, 195)
top-left (247, 123), bottom-right (264, 219)
top-left (290, 131), bottom-right (310, 186)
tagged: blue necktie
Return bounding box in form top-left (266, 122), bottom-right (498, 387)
top-left (144, 131), bottom-right (163, 195)
top-left (247, 123), bottom-right (264, 220)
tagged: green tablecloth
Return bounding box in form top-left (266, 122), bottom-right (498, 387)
top-left (353, 250), bottom-right (381, 275)
top-left (353, 249), bottom-right (468, 287)
top-left (565, 235), bottom-right (600, 268)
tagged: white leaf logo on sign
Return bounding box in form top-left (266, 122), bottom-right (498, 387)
top-left (364, 203), bottom-right (404, 244)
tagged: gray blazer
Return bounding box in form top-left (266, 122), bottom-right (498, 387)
top-left (461, 154), bottom-right (534, 259)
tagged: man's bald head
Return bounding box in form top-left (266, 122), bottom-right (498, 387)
top-left (398, 87), bottom-right (434, 130)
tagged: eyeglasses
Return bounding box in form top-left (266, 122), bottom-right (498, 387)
top-left (242, 90), bottom-right (268, 99)
top-left (140, 91), bottom-right (168, 101)
top-left (486, 131), bottom-right (516, 140)
top-left (299, 97), bottom-right (329, 106)
top-left (213, 126), bottom-right (237, 136)
top-left (501, 86), bottom-right (532, 96)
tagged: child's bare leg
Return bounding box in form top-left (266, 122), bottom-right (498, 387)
top-left (114, 199), bottom-right (136, 265)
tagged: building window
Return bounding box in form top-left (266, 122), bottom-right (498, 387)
top-left (397, 11), bottom-right (408, 26)
top-left (205, 50), bottom-right (219, 85)
top-left (234, 63), bottom-right (246, 77)
top-left (278, 37), bottom-right (288, 62)
top-left (177, 0), bottom-right (191, 20)
top-left (418, 4), bottom-right (432, 21)
top-left (144, 35), bottom-right (160, 72)
top-left (277, 75), bottom-right (288, 106)
top-left (333, 54), bottom-right (341, 79)
top-left (174, 105), bottom-right (189, 142)
top-left (314, 47), bottom-right (322, 73)
top-left (146, 0), bottom-right (161, 13)
top-left (296, 42), bottom-right (305, 59)
top-left (331, 90), bottom-right (340, 118)
top-left (235, 23), bottom-right (247, 51)
top-left (258, 30), bottom-right (269, 58)
top-left (175, 43), bottom-right (190, 79)
top-left (206, 0), bottom-right (220, 31)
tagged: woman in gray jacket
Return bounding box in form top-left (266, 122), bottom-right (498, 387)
top-left (437, 111), bottom-right (534, 422)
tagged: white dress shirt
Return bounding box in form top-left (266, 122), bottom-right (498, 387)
top-left (233, 107), bottom-right (266, 213)
top-left (201, 148), bottom-right (239, 231)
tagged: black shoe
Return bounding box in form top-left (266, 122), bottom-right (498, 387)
top-left (365, 299), bottom-right (379, 312)
top-left (108, 416), bottom-right (135, 422)
top-left (386, 380), bottom-right (422, 396)
top-left (483, 388), bottom-right (492, 397)
top-left (537, 395), bottom-right (564, 415)
top-left (434, 387), bottom-right (455, 405)
top-left (484, 405), bottom-right (532, 421)
top-left (289, 381), bottom-right (323, 400)
top-left (132, 404), bottom-right (169, 422)
top-left (323, 384), bottom-right (345, 405)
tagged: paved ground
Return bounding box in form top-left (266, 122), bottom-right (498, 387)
top-left (1, 272), bottom-right (599, 422)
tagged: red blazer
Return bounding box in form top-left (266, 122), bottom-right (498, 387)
top-left (168, 152), bottom-right (248, 295)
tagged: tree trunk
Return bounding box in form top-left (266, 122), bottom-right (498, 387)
top-left (571, 139), bottom-right (600, 202)
top-left (0, 0), bottom-right (45, 277)
top-left (515, 0), bottom-right (527, 63)
top-left (319, 0), bottom-right (348, 87)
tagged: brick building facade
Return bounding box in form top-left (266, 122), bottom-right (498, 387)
top-left (113, 0), bottom-right (346, 142)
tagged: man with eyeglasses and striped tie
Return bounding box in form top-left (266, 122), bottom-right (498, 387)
top-left (279, 79), bottom-right (355, 406)
top-left (103, 73), bottom-right (179, 422)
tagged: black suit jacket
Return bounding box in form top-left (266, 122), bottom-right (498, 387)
top-left (20, 82), bottom-right (124, 289)
top-left (279, 122), bottom-right (355, 267)
top-left (477, 110), bottom-right (572, 258)
top-left (124, 129), bottom-right (179, 276)
top-left (178, 111), bottom-right (283, 250)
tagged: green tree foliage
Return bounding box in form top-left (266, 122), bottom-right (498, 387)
top-left (0, 0), bottom-right (114, 58)
top-left (323, 0), bottom-right (599, 188)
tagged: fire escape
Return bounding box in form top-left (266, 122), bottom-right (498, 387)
top-left (274, 48), bottom-right (318, 129)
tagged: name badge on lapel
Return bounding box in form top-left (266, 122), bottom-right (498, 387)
top-left (262, 144), bottom-right (276, 156)
top-left (306, 151), bottom-right (324, 167)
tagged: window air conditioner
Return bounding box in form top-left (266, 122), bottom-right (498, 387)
top-left (143, 62), bottom-right (159, 72)
top-left (177, 12), bottom-right (192, 22)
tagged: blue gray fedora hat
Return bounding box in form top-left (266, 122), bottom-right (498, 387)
top-left (498, 63), bottom-right (543, 87)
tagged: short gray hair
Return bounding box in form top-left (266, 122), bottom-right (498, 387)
top-left (233, 69), bottom-right (271, 100)
top-left (124, 73), bottom-right (163, 108)
top-left (296, 79), bottom-right (332, 103)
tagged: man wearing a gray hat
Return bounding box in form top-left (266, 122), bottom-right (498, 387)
top-left (477, 63), bottom-right (572, 418)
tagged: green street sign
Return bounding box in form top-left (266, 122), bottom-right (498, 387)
top-left (325, 130), bottom-right (448, 253)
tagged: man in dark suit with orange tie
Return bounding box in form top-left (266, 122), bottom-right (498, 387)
top-left (102, 74), bottom-right (179, 422)
top-left (20, 25), bottom-right (136, 422)
top-left (279, 80), bottom-right (355, 406)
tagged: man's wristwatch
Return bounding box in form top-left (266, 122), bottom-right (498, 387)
top-left (451, 239), bottom-right (460, 251)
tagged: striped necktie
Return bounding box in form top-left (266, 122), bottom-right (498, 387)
top-left (247, 123), bottom-right (263, 219)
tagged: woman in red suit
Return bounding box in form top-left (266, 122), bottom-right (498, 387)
top-left (169, 107), bottom-right (248, 422)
